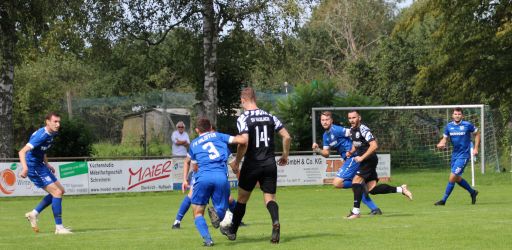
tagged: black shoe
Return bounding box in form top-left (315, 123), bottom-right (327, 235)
top-left (220, 225), bottom-right (236, 241)
top-left (369, 208), bottom-right (382, 215)
top-left (172, 222), bottom-right (181, 229)
top-left (270, 223), bottom-right (280, 244)
top-left (203, 240), bottom-right (214, 247)
top-left (434, 200), bottom-right (446, 206)
top-left (207, 206), bottom-right (220, 228)
top-left (239, 221), bottom-right (247, 227)
top-left (471, 190), bottom-right (478, 204)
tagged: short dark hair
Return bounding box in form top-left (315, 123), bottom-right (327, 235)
top-left (196, 118), bottom-right (212, 133)
top-left (453, 107), bottom-right (464, 114)
top-left (45, 112), bottom-right (60, 120)
top-left (348, 110), bottom-right (360, 115)
top-left (320, 111), bottom-right (333, 118)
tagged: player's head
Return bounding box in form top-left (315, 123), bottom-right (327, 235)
top-left (320, 111), bottom-right (334, 130)
top-left (195, 118), bottom-right (212, 134)
top-left (240, 87), bottom-right (256, 108)
top-left (45, 112), bottom-right (61, 133)
top-left (347, 110), bottom-right (361, 128)
top-left (452, 107), bottom-right (464, 123)
top-left (176, 121), bottom-right (186, 133)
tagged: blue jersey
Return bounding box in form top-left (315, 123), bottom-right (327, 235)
top-left (25, 127), bottom-right (57, 164)
top-left (188, 132), bottom-right (233, 178)
top-left (322, 124), bottom-right (353, 159)
top-left (444, 120), bottom-right (477, 159)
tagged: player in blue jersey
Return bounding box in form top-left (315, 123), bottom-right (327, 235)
top-left (18, 112), bottom-right (72, 234)
top-left (435, 107), bottom-right (480, 206)
top-left (312, 111), bottom-right (382, 215)
top-left (181, 118), bottom-right (247, 247)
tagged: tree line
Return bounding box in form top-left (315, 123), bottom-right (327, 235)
top-left (0, 0), bottom-right (510, 159)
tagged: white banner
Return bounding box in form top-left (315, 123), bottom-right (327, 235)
top-left (1, 155), bottom-right (390, 197)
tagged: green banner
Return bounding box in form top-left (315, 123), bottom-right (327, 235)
top-left (59, 162), bottom-right (88, 178)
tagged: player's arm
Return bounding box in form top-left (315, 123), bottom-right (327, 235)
top-left (230, 134), bottom-right (248, 174)
top-left (43, 154), bottom-right (56, 173)
top-left (346, 145), bottom-right (356, 158)
top-left (278, 128), bottom-right (291, 166)
top-left (182, 156), bottom-right (191, 193)
top-left (18, 145), bottom-right (32, 178)
top-left (359, 140), bottom-right (378, 161)
top-left (231, 134), bottom-right (248, 145)
top-left (472, 130), bottom-right (481, 155)
top-left (312, 143), bottom-right (330, 158)
top-left (437, 136), bottom-right (448, 149)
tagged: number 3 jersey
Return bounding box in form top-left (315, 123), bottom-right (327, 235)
top-left (188, 132), bottom-right (234, 178)
top-left (237, 109), bottom-right (284, 167)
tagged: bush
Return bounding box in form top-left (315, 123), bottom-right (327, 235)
top-left (48, 117), bottom-right (95, 157)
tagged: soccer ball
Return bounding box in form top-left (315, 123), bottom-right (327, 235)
top-left (220, 210), bottom-right (233, 228)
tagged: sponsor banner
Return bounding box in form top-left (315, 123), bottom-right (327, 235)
top-left (321, 154), bottom-right (391, 183)
top-left (277, 155), bottom-right (325, 186)
top-left (0, 162), bottom-right (89, 197)
top-left (88, 159), bottom-right (174, 194)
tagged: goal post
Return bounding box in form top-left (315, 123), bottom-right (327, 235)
top-left (312, 105), bottom-right (500, 184)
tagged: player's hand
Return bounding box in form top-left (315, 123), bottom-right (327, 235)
top-left (277, 155), bottom-right (289, 166)
top-left (182, 180), bottom-right (189, 193)
top-left (229, 161), bottom-right (240, 175)
top-left (472, 148), bottom-right (479, 156)
top-left (354, 156), bottom-right (363, 163)
top-left (47, 164), bottom-right (56, 173)
top-left (20, 169), bottom-right (28, 178)
top-left (346, 151), bottom-right (352, 158)
top-left (436, 143), bottom-right (446, 150)
top-left (312, 143), bottom-right (319, 150)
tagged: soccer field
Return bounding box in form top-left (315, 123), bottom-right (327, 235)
top-left (1, 169), bottom-right (511, 249)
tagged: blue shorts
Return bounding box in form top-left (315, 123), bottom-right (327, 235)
top-left (336, 157), bottom-right (360, 180)
top-left (27, 162), bottom-right (57, 188)
top-left (450, 158), bottom-right (469, 176)
top-left (192, 173), bottom-right (230, 219)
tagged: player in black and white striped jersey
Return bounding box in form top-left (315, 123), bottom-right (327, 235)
top-left (221, 87), bottom-right (291, 244)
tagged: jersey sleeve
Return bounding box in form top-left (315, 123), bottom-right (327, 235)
top-left (237, 115), bottom-right (249, 134)
top-left (218, 132), bottom-right (234, 144)
top-left (332, 126), bottom-right (350, 138)
top-left (273, 115), bottom-right (284, 131)
top-left (27, 132), bottom-right (47, 149)
top-left (469, 123), bottom-right (477, 133)
top-left (322, 132), bottom-right (330, 149)
top-left (443, 125), bottom-right (449, 137)
top-left (362, 127), bottom-right (375, 142)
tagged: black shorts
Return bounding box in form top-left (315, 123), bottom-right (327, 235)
top-left (356, 154), bottom-right (379, 182)
top-left (238, 162), bottom-right (277, 194)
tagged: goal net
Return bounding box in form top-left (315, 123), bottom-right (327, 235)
top-left (312, 105), bottom-right (500, 183)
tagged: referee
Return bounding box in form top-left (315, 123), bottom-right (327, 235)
top-left (221, 87), bottom-right (291, 244)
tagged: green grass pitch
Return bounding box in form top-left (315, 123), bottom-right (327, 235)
top-left (1, 169), bottom-right (511, 249)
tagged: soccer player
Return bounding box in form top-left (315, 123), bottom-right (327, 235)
top-left (182, 118), bottom-right (247, 246)
top-left (221, 87), bottom-right (291, 244)
top-left (18, 112), bottom-right (72, 234)
top-left (345, 110), bottom-right (413, 219)
top-left (312, 111), bottom-right (382, 215)
top-left (434, 107), bottom-right (479, 206)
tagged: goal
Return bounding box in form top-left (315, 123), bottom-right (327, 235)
top-left (312, 105), bottom-right (500, 185)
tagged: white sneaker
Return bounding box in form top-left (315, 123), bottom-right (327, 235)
top-left (25, 212), bottom-right (39, 233)
top-left (401, 184), bottom-right (413, 200)
top-left (55, 227), bottom-right (73, 235)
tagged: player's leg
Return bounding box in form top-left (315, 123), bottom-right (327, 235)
top-left (191, 177), bottom-right (214, 246)
top-left (44, 180), bottom-right (71, 234)
top-left (221, 165), bottom-right (258, 240)
top-left (173, 189), bottom-right (193, 229)
top-left (341, 158), bottom-right (380, 213)
top-left (369, 183), bottom-right (413, 200)
top-left (435, 159), bottom-right (465, 205)
top-left (452, 159), bottom-right (478, 204)
top-left (25, 169), bottom-right (53, 233)
top-left (260, 164), bottom-right (279, 244)
top-left (348, 174), bottom-right (365, 219)
top-left (211, 176), bottom-right (230, 226)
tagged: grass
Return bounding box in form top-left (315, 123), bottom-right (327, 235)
top-left (1, 169), bottom-right (511, 249)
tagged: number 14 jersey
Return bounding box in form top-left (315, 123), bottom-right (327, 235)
top-left (237, 109), bottom-right (284, 167)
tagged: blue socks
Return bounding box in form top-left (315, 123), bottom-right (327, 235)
top-left (194, 216), bottom-right (212, 242)
top-left (457, 178), bottom-right (475, 194)
top-left (229, 200), bottom-right (237, 213)
top-left (361, 193), bottom-right (378, 210)
top-left (176, 196), bottom-right (192, 221)
top-left (442, 182), bottom-right (455, 202)
top-left (35, 194), bottom-right (53, 213)
top-left (52, 197), bottom-right (63, 225)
